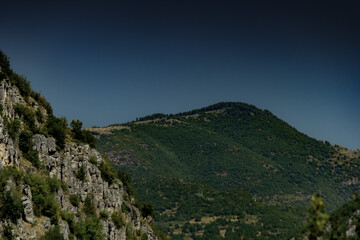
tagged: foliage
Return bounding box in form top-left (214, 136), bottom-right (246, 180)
top-left (121, 203), bottom-right (131, 214)
top-left (0, 168), bottom-right (23, 224)
top-left (2, 223), bottom-right (14, 240)
top-left (99, 210), bottom-right (109, 220)
top-left (70, 194), bottom-right (81, 207)
top-left (95, 102), bottom-right (356, 239)
top-left (19, 130), bottom-right (41, 168)
top-left (117, 170), bottom-right (134, 195)
top-left (0, 50), bottom-right (11, 75)
top-left (46, 115), bottom-right (68, 149)
top-left (111, 210), bottom-right (125, 229)
top-left (138, 201), bottom-right (155, 219)
top-left (83, 193), bottom-right (96, 216)
top-left (7, 119), bottom-right (21, 140)
top-left (9, 73), bottom-right (31, 98)
top-left (39, 226), bottom-right (65, 240)
top-left (75, 165), bottom-right (87, 181)
top-left (73, 215), bottom-right (104, 240)
top-left (307, 194), bottom-right (329, 240)
top-left (98, 160), bottom-right (117, 185)
top-left (89, 156), bottom-right (97, 165)
top-left (31, 91), bottom-right (53, 115)
top-left (14, 104), bottom-right (37, 132)
top-left (0, 190), bottom-right (23, 223)
top-left (19, 130), bottom-right (32, 153)
top-left (26, 149), bottom-right (41, 168)
top-left (23, 173), bottom-right (60, 221)
top-left (70, 120), bottom-right (96, 148)
top-left (70, 120), bottom-right (83, 140)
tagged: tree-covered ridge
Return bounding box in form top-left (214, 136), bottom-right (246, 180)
top-left (95, 102), bottom-right (360, 239)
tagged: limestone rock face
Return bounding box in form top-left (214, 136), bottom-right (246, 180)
top-left (0, 79), bottom-right (157, 239)
top-left (31, 136), bottom-right (157, 240)
top-left (21, 185), bottom-right (35, 224)
top-left (0, 114), bottom-right (19, 168)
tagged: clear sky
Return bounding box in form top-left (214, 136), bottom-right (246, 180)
top-left (0, 0), bottom-right (359, 149)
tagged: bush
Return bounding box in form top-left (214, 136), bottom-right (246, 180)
top-left (70, 120), bottom-right (96, 148)
top-left (0, 190), bottom-right (24, 223)
top-left (9, 73), bottom-right (31, 98)
top-left (100, 210), bottom-right (109, 220)
top-left (89, 156), bottom-right (97, 165)
top-left (39, 226), bottom-right (65, 240)
top-left (111, 210), bottom-right (125, 229)
top-left (117, 170), bottom-right (135, 195)
top-left (46, 115), bottom-right (67, 149)
top-left (0, 50), bottom-right (11, 75)
top-left (74, 215), bottom-right (103, 240)
top-left (82, 130), bottom-right (96, 148)
top-left (19, 130), bottom-right (42, 168)
top-left (7, 119), bottom-right (21, 140)
top-left (26, 149), bottom-right (41, 168)
top-left (121, 203), bottom-right (131, 214)
top-left (36, 108), bottom-right (44, 123)
top-left (98, 160), bottom-right (116, 185)
top-left (139, 202), bottom-right (155, 219)
top-left (19, 130), bottom-right (33, 153)
top-left (83, 194), bottom-right (96, 216)
top-left (48, 177), bottom-right (62, 193)
top-left (24, 174), bottom-right (59, 219)
top-left (70, 194), bottom-right (81, 207)
top-left (75, 165), bottom-right (86, 181)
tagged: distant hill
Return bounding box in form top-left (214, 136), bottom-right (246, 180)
top-left (93, 102), bottom-right (360, 239)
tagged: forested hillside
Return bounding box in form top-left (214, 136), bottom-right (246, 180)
top-left (93, 102), bottom-right (360, 239)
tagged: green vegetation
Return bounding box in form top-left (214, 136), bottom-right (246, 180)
top-left (70, 194), bottom-right (81, 207)
top-left (0, 167), bottom-right (23, 224)
top-left (46, 115), bottom-right (68, 150)
top-left (111, 210), bottom-right (125, 229)
top-left (307, 195), bottom-right (329, 240)
top-left (75, 165), bottom-right (87, 181)
top-left (70, 120), bottom-right (96, 148)
top-left (24, 173), bottom-right (61, 224)
top-left (99, 210), bottom-right (109, 220)
top-left (7, 119), bottom-right (21, 140)
top-left (95, 102), bottom-right (360, 239)
top-left (39, 226), bottom-right (65, 240)
top-left (98, 159), bottom-right (117, 185)
top-left (83, 194), bottom-right (97, 216)
top-left (19, 130), bottom-right (41, 168)
top-left (0, 190), bottom-right (23, 223)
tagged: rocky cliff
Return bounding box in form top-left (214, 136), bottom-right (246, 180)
top-left (0, 52), bottom-right (158, 240)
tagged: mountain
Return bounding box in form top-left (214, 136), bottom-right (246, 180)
top-left (93, 102), bottom-right (360, 239)
top-left (0, 50), bottom-right (161, 239)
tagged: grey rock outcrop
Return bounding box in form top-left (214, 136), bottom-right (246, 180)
top-left (0, 78), bottom-right (158, 239)
top-left (21, 185), bottom-right (35, 224)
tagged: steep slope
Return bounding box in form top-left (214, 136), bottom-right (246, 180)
top-left (93, 102), bottom-right (360, 239)
top-left (0, 50), bottom-right (159, 239)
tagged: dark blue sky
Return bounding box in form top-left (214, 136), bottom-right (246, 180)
top-left (0, 0), bottom-right (359, 149)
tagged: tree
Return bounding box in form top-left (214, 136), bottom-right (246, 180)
top-left (46, 115), bottom-right (68, 149)
top-left (307, 194), bottom-right (329, 240)
top-left (70, 120), bottom-right (96, 148)
top-left (70, 120), bottom-right (83, 140)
